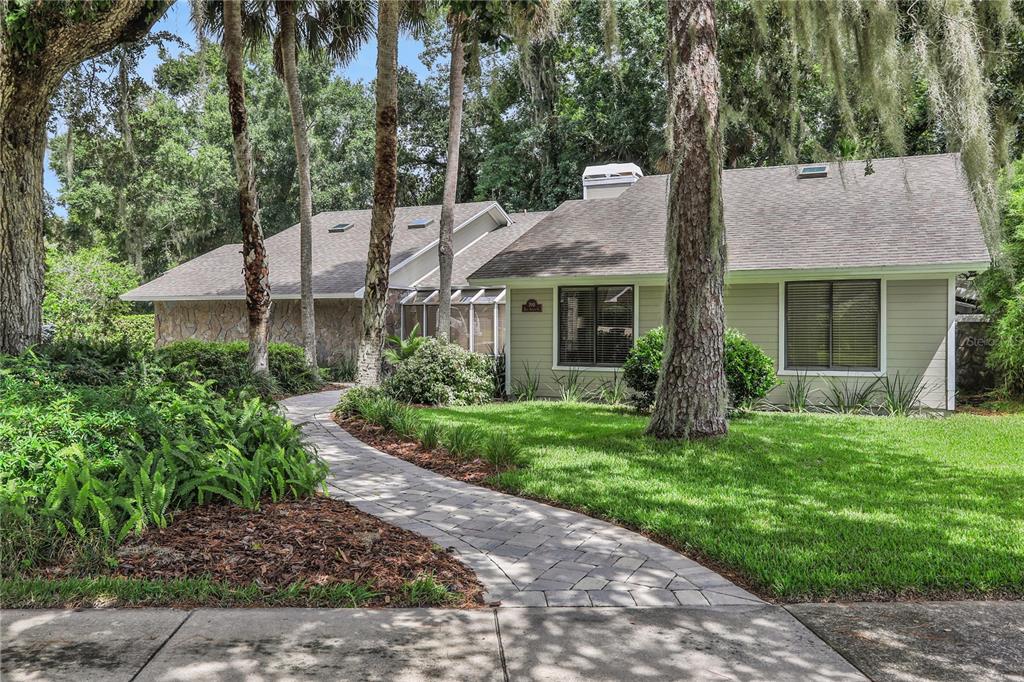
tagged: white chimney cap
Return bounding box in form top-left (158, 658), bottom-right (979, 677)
top-left (582, 163), bottom-right (644, 180)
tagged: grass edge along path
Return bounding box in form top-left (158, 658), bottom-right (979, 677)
top-left (397, 402), bottom-right (1024, 603)
top-left (0, 576), bottom-right (376, 609)
top-left (0, 574), bottom-right (470, 609)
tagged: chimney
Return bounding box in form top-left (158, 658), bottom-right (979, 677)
top-left (582, 163), bottom-right (644, 200)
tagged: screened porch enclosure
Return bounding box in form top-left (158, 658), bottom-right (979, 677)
top-left (400, 288), bottom-right (506, 355)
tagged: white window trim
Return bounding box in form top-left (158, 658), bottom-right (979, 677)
top-left (777, 277), bottom-right (888, 377)
top-left (551, 283), bottom-right (640, 372)
top-left (946, 275), bottom-right (956, 411)
top-left (504, 287), bottom-right (513, 394)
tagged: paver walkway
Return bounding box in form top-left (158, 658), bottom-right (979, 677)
top-left (280, 390), bottom-right (764, 609)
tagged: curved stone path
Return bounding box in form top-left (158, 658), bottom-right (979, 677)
top-left (280, 390), bottom-right (765, 609)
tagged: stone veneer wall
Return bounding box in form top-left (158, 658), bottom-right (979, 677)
top-left (957, 316), bottom-right (995, 394)
top-left (155, 298), bottom-right (373, 366)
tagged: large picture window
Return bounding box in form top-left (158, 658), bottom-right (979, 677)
top-left (785, 280), bottom-right (881, 371)
top-left (558, 286), bottom-right (634, 367)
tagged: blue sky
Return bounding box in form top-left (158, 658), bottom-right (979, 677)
top-left (46, 0), bottom-right (428, 213)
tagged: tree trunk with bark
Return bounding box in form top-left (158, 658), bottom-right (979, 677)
top-left (223, 0), bottom-right (271, 375)
top-left (436, 19), bottom-right (466, 343)
top-left (0, 117), bottom-right (47, 354)
top-left (0, 0), bottom-right (167, 355)
top-left (276, 1), bottom-right (317, 371)
top-left (356, 0), bottom-right (401, 385)
top-left (647, 0), bottom-right (728, 440)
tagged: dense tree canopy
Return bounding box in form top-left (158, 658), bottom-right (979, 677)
top-left (46, 43), bottom-right (453, 280)
top-left (41, 1), bottom-right (1024, 275)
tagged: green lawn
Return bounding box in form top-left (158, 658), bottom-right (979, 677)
top-left (416, 403), bottom-right (1024, 601)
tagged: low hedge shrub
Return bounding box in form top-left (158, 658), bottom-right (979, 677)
top-left (337, 387), bottom-right (520, 471)
top-left (156, 340), bottom-right (320, 398)
top-left (623, 327), bottom-right (778, 410)
top-left (723, 329), bottom-right (780, 407)
top-left (383, 339), bottom-right (494, 406)
top-left (622, 327), bottom-right (665, 410)
top-left (111, 314), bottom-right (156, 351)
top-left (3, 338), bottom-right (151, 388)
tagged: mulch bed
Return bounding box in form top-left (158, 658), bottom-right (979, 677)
top-left (114, 495), bottom-right (484, 607)
top-left (334, 414), bottom-right (497, 484)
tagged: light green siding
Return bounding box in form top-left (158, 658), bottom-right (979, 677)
top-left (725, 283), bottom-right (779, 358)
top-left (638, 285), bottom-right (664, 335)
top-left (886, 279), bottom-right (948, 408)
top-left (506, 278), bottom-right (950, 409)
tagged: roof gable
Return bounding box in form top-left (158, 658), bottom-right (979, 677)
top-left (470, 154), bottom-right (990, 281)
top-left (123, 201), bottom-right (501, 301)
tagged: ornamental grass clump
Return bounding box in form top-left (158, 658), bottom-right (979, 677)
top-left (880, 372), bottom-right (928, 416)
top-left (442, 424), bottom-right (483, 460)
top-left (417, 421), bottom-right (443, 450)
top-left (481, 433), bottom-right (524, 470)
top-left (512, 362), bottom-right (541, 401)
top-left (822, 377), bottom-right (879, 414)
top-left (556, 367), bottom-right (595, 403)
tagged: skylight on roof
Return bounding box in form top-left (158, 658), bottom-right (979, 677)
top-left (797, 164), bottom-right (828, 179)
top-left (328, 222), bottom-right (353, 233)
top-left (408, 217), bottom-right (434, 229)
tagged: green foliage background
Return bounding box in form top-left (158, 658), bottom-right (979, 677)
top-left (0, 342), bottom-right (326, 573)
top-left (43, 247), bottom-right (140, 342)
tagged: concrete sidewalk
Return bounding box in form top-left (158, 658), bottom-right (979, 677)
top-left (1, 606), bottom-right (866, 681)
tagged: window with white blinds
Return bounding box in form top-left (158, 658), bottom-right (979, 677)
top-left (785, 280), bottom-right (881, 371)
top-left (558, 286), bottom-right (634, 366)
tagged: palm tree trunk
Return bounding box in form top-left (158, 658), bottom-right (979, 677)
top-left (223, 0), bottom-right (271, 375)
top-left (276, 1), bottom-right (317, 370)
top-left (355, 0), bottom-right (401, 385)
top-left (647, 0), bottom-right (727, 440)
top-left (436, 20), bottom-right (466, 343)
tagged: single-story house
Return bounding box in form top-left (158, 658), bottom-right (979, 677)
top-left (124, 152), bottom-right (990, 410)
top-left (470, 154), bottom-right (989, 409)
top-left (123, 201), bottom-right (550, 363)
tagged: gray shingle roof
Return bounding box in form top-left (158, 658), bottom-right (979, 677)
top-left (470, 153), bottom-right (991, 281)
top-left (414, 210), bottom-right (551, 288)
top-left (123, 202), bottom-right (497, 300)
